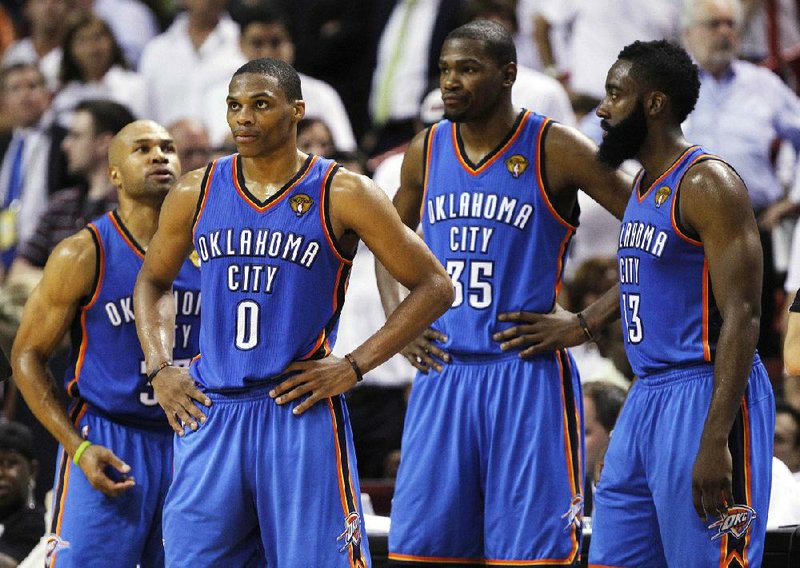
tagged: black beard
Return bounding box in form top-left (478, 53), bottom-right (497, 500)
top-left (597, 101), bottom-right (648, 168)
top-left (443, 108), bottom-right (468, 123)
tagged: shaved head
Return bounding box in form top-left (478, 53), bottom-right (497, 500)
top-left (108, 119), bottom-right (180, 202)
top-left (109, 120), bottom-right (171, 167)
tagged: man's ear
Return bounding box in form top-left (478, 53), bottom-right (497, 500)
top-left (645, 90), bottom-right (668, 118)
top-left (502, 62), bottom-right (517, 89)
top-left (293, 100), bottom-right (306, 122)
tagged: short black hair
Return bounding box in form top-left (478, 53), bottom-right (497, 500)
top-left (776, 401), bottom-right (800, 448)
top-left (232, 57), bottom-right (302, 102)
top-left (0, 421), bottom-right (36, 462)
top-left (235, 4), bottom-right (291, 35)
top-left (74, 99), bottom-right (136, 136)
top-left (617, 40), bottom-right (700, 123)
top-left (444, 19), bottom-right (516, 66)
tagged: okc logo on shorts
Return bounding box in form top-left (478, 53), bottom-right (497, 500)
top-left (560, 493), bottom-right (584, 532)
top-left (708, 505), bottom-right (757, 541)
top-left (45, 534), bottom-right (71, 562)
top-left (337, 512), bottom-right (362, 553)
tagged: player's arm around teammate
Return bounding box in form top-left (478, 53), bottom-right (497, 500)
top-left (489, 123), bottom-right (631, 357)
top-left (679, 160), bottom-right (763, 520)
top-left (12, 233), bottom-right (135, 497)
top-left (269, 167), bottom-right (455, 414)
top-left (134, 169), bottom-right (211, 436)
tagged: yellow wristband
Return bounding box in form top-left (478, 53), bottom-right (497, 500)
top-left (72, 440), bottom-right (92, 465)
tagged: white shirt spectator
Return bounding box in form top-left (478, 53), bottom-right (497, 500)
top-left (92, 0), bottom-right (159, 68)
top-left (514, 64), bottom-right (575, 126)
top-left (139, 12), bottom-right (242, 127)
top-left (768, 457), bottom-right (800, 528)
top-left (51, 66), bottom-right (147, 125)
top-left (2, 39), bottom-right (61, 92)
top-left (370, 0), bottom-right (441, 125)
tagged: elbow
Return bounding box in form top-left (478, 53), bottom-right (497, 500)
top-left (785, 354), bottom-right (800, 377)
top-left (430, 272), bottom-right (455, 318)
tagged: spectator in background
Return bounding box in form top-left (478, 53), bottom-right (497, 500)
top-left (533, 0), bottom-right (680, 113)
top-left (461, 0), bottom-right (575, 125)
top-left (682, 0), bottom-right (800, 361)
top-left (774, 401), bottom-right (800, 480)
top-left (582, 380), bottom-right (627, 518)
top-left (167, 118), bottom-right (212, 173)
top-left (203, 6), bottom-right (357, 152)
top-left (367, 0), bottom-right (465, 155)
top-left (5, 100), bottom-right (134, 291)
top-left (0, 422), bottom-right (44, 567)
top-left (72, 0), bottom-right (159, 69)
top-left (51, 14), bottom-right (147, 124)
top-left (0, 63), bottom-right (65, 277)
top-left (297, 118), bottom-right (336, 158)
top-left (139, 0), bottom-right (241, 128)
top-left (2, 0), bottom-right (71, 92)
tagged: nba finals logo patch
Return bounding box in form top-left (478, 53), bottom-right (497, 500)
top-left (505, 155), bottom-right (529, 179)
top-left (45, 534), bottom-right (71, 562)
top-left (561, 494), bottom-right (584, 532)
top-left (654, 185), bottom-right (671, 208)
top-left (337, 512), bottom-right (362, 553)
top-left (290, 194), bottom-right (314, 217)
top-left (189, 249), bottom-right (201, 267)
top-left (708, 505), bottom-right (757, 541)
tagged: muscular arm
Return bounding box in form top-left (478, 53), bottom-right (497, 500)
top-left (11, 232), bottom-right (133, 496)
top-left (272, 154), bottom-right (453, 414)
top-left (492, 125), bottom-right (630, 355)
top-left (133, 169), bottom-right (211, 434)
top-left (376, 130), bottom-right (427, 318)
top-left (680, 160), bottom-right (763, 519)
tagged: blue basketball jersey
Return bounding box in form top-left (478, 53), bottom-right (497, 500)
top-left (421, 111), bottom-right (575, 355)
top-left (64, 210), bottom-right (201, 427)
top-left (190, 154), bottom-right (352, 390)
top-left (617, 145), bottom-right (724, 377)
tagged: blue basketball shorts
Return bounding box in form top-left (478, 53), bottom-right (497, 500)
top-left (162, 386), bottom-right (370, 568)
top-left (48, 405), bottom-right (173, 568)
top-left (589, 357), bottom-right (774, 568)
top-left (389, 350), bottom-right (584, 566)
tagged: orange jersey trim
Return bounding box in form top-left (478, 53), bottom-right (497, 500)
top-left (233, 154), bottom-right (317, 213)
top-left (669, 154), bottom-right (709, 247)
top-left (108, 211), bottom-right (144, 259)
top-left (67, 224), bottom-right (106, 395)
top-left (555, 352), bottom-right (581, 560)
top-left (636, 146), bottom-right (699, 204)
top-left (192, 160), bottom-right (217, 239)
top-left (535, 119), bottom-right (577, 231)
top-left (452, 112), bottom-right (531, 176)
top-left (419, 124), bottom-right (438, 223)
top-left (388, 552), bottom-right (484, 564)
top-left (318, 161), bottom-right (353, 264)
top-left (702, 260), bottom-right (711, 361)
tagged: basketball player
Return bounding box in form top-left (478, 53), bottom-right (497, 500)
top-left (133, 58), bottom-right (453, 567)
top-left (521, 40), bottom-right (774, 567)
top-left (11, 120), bottom-right (198, 567)
top-left (381, 20), bottom-right (631, 566)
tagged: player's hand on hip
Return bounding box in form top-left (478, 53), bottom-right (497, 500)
top-left (271, 357), bottom-right (358, 416)
top-left (78, 444), bottom-right (135, 497)
top-left (151, 366), bottom-right (211, 436)
top-left (494, 308), bottom-right (584, 358)
top-left (691, 439), bottom-right (734, 521)
top-left (401, 328), bottom-right (449, 373)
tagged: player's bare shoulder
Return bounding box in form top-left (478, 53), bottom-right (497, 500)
top-left (170, 167), bottom-right (208, 202)
top-left (42, 227), bottom-right (99, 299)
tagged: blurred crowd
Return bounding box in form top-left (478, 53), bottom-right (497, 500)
top-left (1, 0), bottom-right (800, 561)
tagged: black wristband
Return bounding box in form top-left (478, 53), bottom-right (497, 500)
top-left (577, 312), bottom-right (595, 342)
top-left (344, 353), bottom-right (364, 382)
top-left (147, 361), bottom-right (173, 385)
